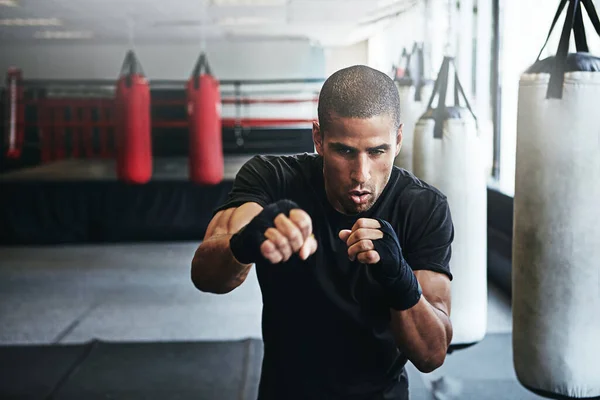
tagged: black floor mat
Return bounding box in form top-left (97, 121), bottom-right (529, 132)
top-left (0, 339), bottom-right (263, 400)
top-left (55, 339), bottom-right (263, 400)
top-left (0, 342), bottom-right (92, 400)
top-left (0, 334), bottom-right (552, 400)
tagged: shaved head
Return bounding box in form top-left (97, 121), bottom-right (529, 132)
top-left (317, 65), bottom-right (401, 133)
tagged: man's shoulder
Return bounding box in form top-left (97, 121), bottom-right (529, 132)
top-left (391, 166), bottom-right (448, 206)
top-left (240, 152), bottom-right (320, 179)
top-left (215, 153), bottom-right (320, 215)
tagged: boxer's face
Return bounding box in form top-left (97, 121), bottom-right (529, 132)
top-left (313, 113), bottom-right (402, 215)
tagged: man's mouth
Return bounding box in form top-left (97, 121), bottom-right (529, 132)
top-left (349, 190), bottom-right (371, 205)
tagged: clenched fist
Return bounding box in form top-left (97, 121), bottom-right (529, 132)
top-left (338, 218), bottom-right (384, 264)
top-left (339, 218), bottom-right (422, 310)
top-left (230, 199), bottom-right (318, 265)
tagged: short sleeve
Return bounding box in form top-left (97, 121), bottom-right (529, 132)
top-left (213, 156), bottom-right (280, 215)
top-left (403, 198), bottom-right (454, 280)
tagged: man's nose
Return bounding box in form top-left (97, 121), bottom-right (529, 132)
top-left (350, 154), bottom-right (371, 184)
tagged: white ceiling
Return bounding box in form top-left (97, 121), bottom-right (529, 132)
top-left (0, 0), bottom-right (422, 46)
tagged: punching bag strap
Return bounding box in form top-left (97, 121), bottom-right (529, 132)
top-left (454, 73), bottom-right (479, 128)
top-left (536, 0), bottom-right (569, 62)
top-left (536, 0), bottom-right (598, 61)
top-left (120, 50), bottom-right (145, 88)
top-left (426, 56), bottom-right (478, 139)
top-left (454, 74), bottom-right (460, 106)
top-left (426, 57), bottom-right (447, 110)
top-left (573, 1), bottom-right (589, 53)
top-left (192, 53), bottom-right (213, 89)
top-left (548, 0), bottom-right (580, 99)
top-left (432, 57), bottom-right (452, 139)
top-left (582, 0), bottom-right (600, 39)
top-left (536, 0), bottom-right (600, 98)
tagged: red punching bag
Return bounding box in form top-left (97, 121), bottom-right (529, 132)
top-left (115, 50), bottom-right (152, 184)
top-left (187, 53), bottom-right (223, 185)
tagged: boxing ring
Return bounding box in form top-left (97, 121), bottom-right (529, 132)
top-left (0, 65), bottom-right (323, 245)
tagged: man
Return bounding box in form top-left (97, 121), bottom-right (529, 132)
top-left (191, 65), bottom-right (454, 400)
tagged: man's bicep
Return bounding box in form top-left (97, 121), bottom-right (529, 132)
top-left (204, 202), bottom-right (264, 240)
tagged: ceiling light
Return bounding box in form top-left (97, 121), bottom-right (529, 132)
top-left (0, 18), bottom-right (62, 26)
top-left (34, 30), bottom-right (94, 39)
top-left (211, 0), bottom-right (287, 6)
top-left (0, 0), bottom-right (18, 6)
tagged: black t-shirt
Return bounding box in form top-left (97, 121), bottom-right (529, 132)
top-left (214, 153), bottom-right (454, 400)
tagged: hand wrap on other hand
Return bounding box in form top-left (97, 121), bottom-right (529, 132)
top-left (371, 219), bottom-right (422, 310)
top-left (229, 199), bottom-right (299, 265)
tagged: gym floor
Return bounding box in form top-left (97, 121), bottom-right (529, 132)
top-left (0, 154), bottom-right (546, 399)
top-left (0, 242), bottom-right (547, 399)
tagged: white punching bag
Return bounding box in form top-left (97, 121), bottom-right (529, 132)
top-left (512, 0), bottom-right (600, 397)
top-left (394, 44), bottom-right (435, 172)
top-left (413, 56), bottom-right (488, 348)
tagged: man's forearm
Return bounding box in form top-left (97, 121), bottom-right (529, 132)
top-left (191, 234), bottom-right (252, 294)
top-left (390, 296), bottom-right (452, 373)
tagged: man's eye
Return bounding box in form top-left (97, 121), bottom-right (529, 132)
top-left (370, 150), bottom-right (385, 155)
top-left (338, 149), bottom-right (352, 155)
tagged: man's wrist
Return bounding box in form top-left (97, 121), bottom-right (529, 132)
top-left (229, 199), bottom-right (301, 266)
top-left (382, 260), bottom-right (422, 311)
top-left (370, 218), bottom-right (422, 311)
top-left (229, 226), bottom-right (259, 265)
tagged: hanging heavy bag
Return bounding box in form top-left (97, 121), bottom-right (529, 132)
top-left (512, 0), bottom-right (600, 397)
top-left (115, 50), bottom-right (152, 184)
top-left (394, 43), bottom-right (435, 172)
top-left (413, 56), bottom-right (487, 349)
top-left (187, 53), bottom-right (224, 185)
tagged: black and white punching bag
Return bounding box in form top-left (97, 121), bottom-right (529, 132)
top-left (394, 44), bottom-right (435, 172)
top-left (413, 56), bottom-right (487, 348)
top-left (512, 0), bottom-right (600, 397)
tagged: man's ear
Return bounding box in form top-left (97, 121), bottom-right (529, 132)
top-left (313, 121), bottom-right (324, 156)
top-left (395, 123), bottom-right (403, 157)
